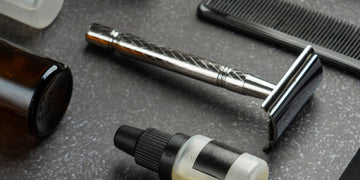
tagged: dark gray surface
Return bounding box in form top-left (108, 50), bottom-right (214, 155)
top-left (0, 0), bottom-right (359, 179)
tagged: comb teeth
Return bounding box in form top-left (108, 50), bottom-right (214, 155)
top-left (205, 0), bottom-right (360, 60)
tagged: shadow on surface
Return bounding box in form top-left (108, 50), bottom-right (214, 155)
top-left (0, 15), bottom-right (41, 44)
top-left (83, 44), bottom-right (266, 130)
top-left (0, 120), bottom-right (41, 158)
top-left (83, 44), bottom-right (320, 154)
top-left (196, 14), bottom-right (360, 79)
top-left (111, 161), bottom-right (159, 180)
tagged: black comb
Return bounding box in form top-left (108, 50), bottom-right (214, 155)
top-left (198, 0), bottom-right (360, 74)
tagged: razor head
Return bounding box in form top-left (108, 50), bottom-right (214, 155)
top-left (262, 46), bottom-right (323, 151)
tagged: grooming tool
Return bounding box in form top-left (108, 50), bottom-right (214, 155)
top-left (114, 125), bottom-right (269, 180)
top-left (86, 23), bottom-right (323, 150)
top-left (197, 0), bottom-right (360, 74)
top-left (0, 38), bottom-right (73, 137)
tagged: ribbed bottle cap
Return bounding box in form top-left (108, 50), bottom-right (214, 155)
top-left (114, 125), bottom-right (189, 180)
top-left (134, 128), bottom-right (172, 172)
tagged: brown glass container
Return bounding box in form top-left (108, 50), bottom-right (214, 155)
top-left (0, 38), bottom-right (73, 137)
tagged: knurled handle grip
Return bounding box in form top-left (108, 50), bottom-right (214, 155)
top-left (86, 23), bottom-right (275, 98)
top-left (117, 34), bottom-right (240, 86)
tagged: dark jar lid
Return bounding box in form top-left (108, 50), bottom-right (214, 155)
top-left (28, 65), bottom-right (73, 137)
top-left (0, 38), bottom-right (73, 137)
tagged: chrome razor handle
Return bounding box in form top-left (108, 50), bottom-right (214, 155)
top-left (86, 23), bottom-right (275, 99)
top-left (86, 23), bottom-right (323, 151)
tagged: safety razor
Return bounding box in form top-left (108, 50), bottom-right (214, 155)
top-left (86, 23), bottom-right (323, 150)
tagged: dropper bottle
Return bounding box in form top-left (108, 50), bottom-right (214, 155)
top-left (114, 125), bottom-right (269, 180)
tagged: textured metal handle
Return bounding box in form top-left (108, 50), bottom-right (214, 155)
top-left (118, 34), bottom-right (230, 86)
top-left (86, 23), bottom-right (323, 151)
top-left (86, 23), bottom-right (275, 99)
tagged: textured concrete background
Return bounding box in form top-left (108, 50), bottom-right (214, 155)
top-left (0, 0), bottom-right (359, 179)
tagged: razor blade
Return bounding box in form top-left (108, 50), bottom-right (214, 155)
top-left (86, 23), bottom-right (323, 150)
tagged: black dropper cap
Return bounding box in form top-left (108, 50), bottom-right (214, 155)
top-left (114, 125), bottom-right (190, 180)
top-left (114, 125), bottom-right (143, 156)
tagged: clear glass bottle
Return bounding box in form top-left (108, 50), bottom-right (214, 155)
top-left (0, 0), bottom-right (64, 28)
top-left (0, 38), bottom-right (73, 137)
top-left (114, 125), bottom-right (269, 180)
top-left (171, 135), bottom-right (269, 180)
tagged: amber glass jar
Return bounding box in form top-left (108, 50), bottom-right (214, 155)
top-left (0, 38), bottom-right (73, 137)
